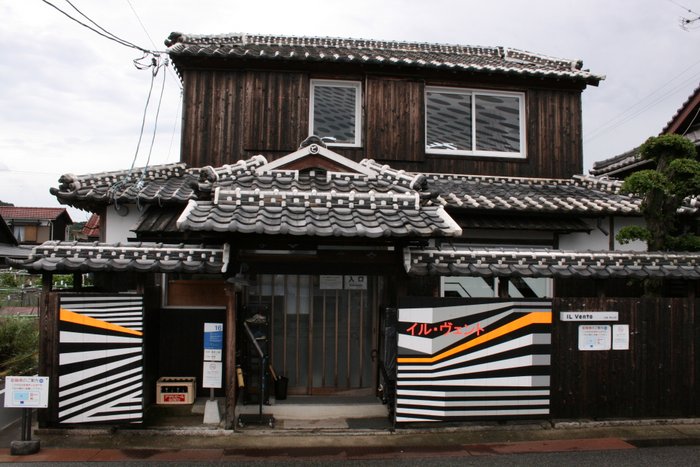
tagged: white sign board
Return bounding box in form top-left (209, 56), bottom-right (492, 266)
top-left (612, 324), bottom-right (630, 350)
top-left (202, 361), bottom-right (223, 389)
top-left (578, 325), bottom-right (612, 351)
top-left (320, 275), bottom-right (343, 290)
top-left (344, 275), bottom-right (367, 290)
top-left (203, 322), bottom-right (223, 362)
top-left (560, 311), bottom-right (619, 321)
top-left (4, 376), bottom-right (50, 408)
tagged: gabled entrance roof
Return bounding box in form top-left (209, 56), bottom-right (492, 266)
top-left (255, 142), bottom-right (377, 179)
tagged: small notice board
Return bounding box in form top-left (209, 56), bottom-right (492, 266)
top-left (203, 322), bottom-right (223, 389)
top-left (3, 376), bottom-right (50, 408)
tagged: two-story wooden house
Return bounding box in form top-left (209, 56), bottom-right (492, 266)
top-left (14, 34), bottom-right (700, 429)
top-left (0, 207), bottom-right (72, 245)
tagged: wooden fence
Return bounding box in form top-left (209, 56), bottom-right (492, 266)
top-left (552, 298), bottom-right (699, 419)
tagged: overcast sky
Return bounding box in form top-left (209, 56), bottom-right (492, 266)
top-left (2, 0), bottom-right (700, 221)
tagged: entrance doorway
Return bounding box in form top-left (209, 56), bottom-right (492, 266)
top-left (249, 275), bottom-right (381, 395)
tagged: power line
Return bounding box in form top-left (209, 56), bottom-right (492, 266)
top-left (124, 0), bottom-right (158, 51)
top-left (41, 0), bottom-right (158, 54)
top-left (585, 72), bottom-right (700, 143)
top-left (123, 0), bottom-right (182, 90)
top-left (585, 57), bottom-right (700, 142)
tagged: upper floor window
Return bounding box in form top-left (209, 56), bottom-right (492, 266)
top-left (425, 87), bottom-right (525, 158)
top-left (310, 80), bottom-right (362, 147)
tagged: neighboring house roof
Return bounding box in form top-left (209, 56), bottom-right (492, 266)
top-left (663, 83), bottom-right (700, 135)
top-left (0, 206), bottom-right (73, 223)
top-left (405, 246), bottom-right (700, 279)
top-left (82, 213), bottom-right (101, 238)
top-left (12, 241), bottom-right (228, 274)
top-left (589, 147), bottom-right (653, 178)
top-left (591, 83), bottom-right (700, 178)
top-left (0, 214), bottom-right (18, 245)
top-left (0, 244), bottom-right (32, 264)
top-left (165, 33), bottom-right (603, 86)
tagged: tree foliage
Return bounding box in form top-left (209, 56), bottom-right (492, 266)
top-left (0, 316), bottom-right (39, 377)
top-left (617, 134), bottom-right (700, 251)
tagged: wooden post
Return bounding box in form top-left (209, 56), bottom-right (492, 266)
top-left (497, 277), bottom-right (509, 298)
top-left (224, 283), bottom-right (238, 429)
top-left (72, 273), bottom-right (82, 291)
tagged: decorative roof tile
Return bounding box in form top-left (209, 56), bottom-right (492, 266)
top-left (50, 163), bottom-right (200, 210)
top-left (425, 173), bottom-right (644, 214)
top-left (165, 33), bottom-right (603, 85)
top-left (10, 241), bottom-right (228, 273)
top-left (405, 245), bottom-right (700, 279)
top-left (176, 190), bottom-right (461, 238)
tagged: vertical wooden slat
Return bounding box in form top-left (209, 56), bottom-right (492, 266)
top-left (270, 275), bottom-right (275, 369)
top-left (307, 276), bottom-right (314, 393)
top-left (295, 275), bottom-right (300, 385)
top-left (346, 291), bottom-right (352, 388)
top-left (39, 290), bottom-right (58, 427)
top-left (334, 290), bottom-right (339, 388)
top-left (322, 291), bottom-right (327, 387)
top-left (224, 283), bottom-right (237, 429)
top-left (283, 275), bottom-right (288, 376)
top-left (359, 289), bottom-right (365, 387)
top-left (371, 277), bottom-right (380, 390)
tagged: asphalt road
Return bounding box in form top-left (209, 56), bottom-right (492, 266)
top-left (4, 445), bottom-right (699, 466)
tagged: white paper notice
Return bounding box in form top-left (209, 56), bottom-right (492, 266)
top-left (612, 324), bottom-right (630, 350)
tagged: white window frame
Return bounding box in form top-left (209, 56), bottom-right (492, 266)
top-left (309, 79), bottom-right (362, 147)
top-left (425, 86), bottom-right (526, 159)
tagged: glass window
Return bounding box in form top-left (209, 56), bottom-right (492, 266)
top-left (310, 80), bottom-right (361, 147)
top-left (426, 87), bottom-right (525, 158)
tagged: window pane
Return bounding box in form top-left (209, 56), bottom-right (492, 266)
top-left (426, 91), bottom-right (472, 151)
top-left (475, 94), bottom-right (521, 152)
top-left (312, 85), bottom-right (357, 144)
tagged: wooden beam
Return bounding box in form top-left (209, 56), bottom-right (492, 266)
top-left (224, 283), bottom-right (238, 429)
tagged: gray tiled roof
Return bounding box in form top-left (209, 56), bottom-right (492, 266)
top-left (10, 241), bottom-right (228, 273)
top-left (51, 156), bottom-right (652, 217)
top-left (176, 189), bottom-right (461, 238)
top-left (426, 173), bottom-right (643, 214)
top-left (50, 163), bottom-right (200, 210)
top-left (165, 33), bottom-right (603, 85)
top-left (405, 245), bottom-right (700, 279)
top-left (589, 147), bottom-right (652, 177)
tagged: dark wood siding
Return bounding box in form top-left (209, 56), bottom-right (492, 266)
top-left (242, 71), bottom-right (309, 153)
top-left (365, 76), bottom-right (423, 162)
top-left (181, 70), bottom-right (309, 167)
top-left (552, 297), bottom-right (700, 419)
top-left (181, 66), bottom-right (584, 178)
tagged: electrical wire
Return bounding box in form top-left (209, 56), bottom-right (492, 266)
top-left (166, 91), bottom-right (183, 164)
top-left (139, 58), bottom-right (169, 187)
top-left (124, 0), bottom-right (158, 51)
top-left (585, 71), bottom-right (700, 143)
top-left (41, 0), bottom-right (157, 55)
top-left (124, 0), bottom-right (182, 90)
top-left (108, 57), bottom-right (162, 206)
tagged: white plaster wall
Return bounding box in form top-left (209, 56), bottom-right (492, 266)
top-left (104, 204), bottom-right (141, 243)
top-left (612, 217), bottom-right (647, 251)
top-left (558, 217), bottom-right (647, 252)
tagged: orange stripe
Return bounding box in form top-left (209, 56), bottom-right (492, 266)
top-left (397, 311), bottom-right (551, 364)
top-left (60, 308), bottom-right (143, 337)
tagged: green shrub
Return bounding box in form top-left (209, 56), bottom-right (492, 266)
top-left (0, 316), bottom-right (39, 377)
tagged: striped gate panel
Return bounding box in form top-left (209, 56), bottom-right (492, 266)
top-left (396, 299), bottom-right (552, 423)
top-left (58, 294), bottom-right (144, 424)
